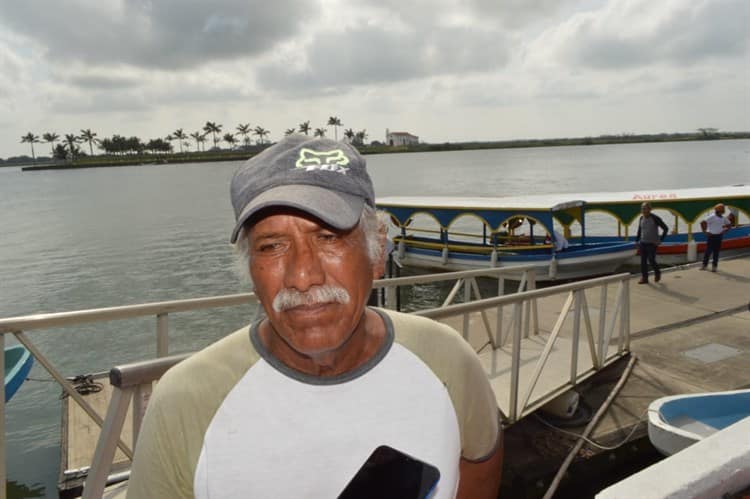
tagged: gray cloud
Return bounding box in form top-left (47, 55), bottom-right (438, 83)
top-left (258, 24), bottom-right (511, 93)
top-left (68, 74), bottom-right (141, 90)
top-left (0, 0), bottom-right (317, 70)
top-left (565, 0), bottom-right (750, 69)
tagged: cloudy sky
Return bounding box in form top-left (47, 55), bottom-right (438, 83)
top-left (2, 0), bottom-right (748, 158)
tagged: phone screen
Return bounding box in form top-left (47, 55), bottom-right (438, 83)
top-left (337, 445), bottom-right (441, 499)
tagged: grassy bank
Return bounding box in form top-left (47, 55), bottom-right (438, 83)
top-left (11, 131), bottom-right (750, 171)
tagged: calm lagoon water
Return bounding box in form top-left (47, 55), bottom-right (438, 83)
top-left (1, 139), bottom-right (748, 497)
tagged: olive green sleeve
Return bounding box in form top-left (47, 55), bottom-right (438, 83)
top-left (384, 309), bottom-right (500, 461)
top-left (127, 326), bottom-right (260, 498)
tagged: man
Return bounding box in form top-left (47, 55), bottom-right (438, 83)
top-left (634, 202), bottom-right (668, 284)
top-left (700, 203), bottom-right (733, 272)
top-left (127, 135), bottom-right (503, 498)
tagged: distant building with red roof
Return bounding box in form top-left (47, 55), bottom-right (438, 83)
top-left (386, 129), bottom-right (419, 146)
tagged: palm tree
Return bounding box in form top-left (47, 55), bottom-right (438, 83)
top-left (236, 123), bottom-right (251, 147)
top-left (172, 128), bottom-right (187, 153)
top-left (64, 134), bottom-right (81, 160)
top-left (253, 126), bottom-right (269, 145)
top-left (314, 128), bottom-right (326, 138)
top-left (20, 132), bottom-right (40, 160)
top-left (42, 132), bottom-right (59, 156)
top-left (203, 121), bottom-right (222, 149)
top-left (79, 129), bottom-right (97, 156)
top-left (285, 128), bottom-right (296, 136)
top-left (298, 121), bottom-right (311, 135)
top-left (223, 133), bottom-right (237, 150)
top-left (354, 129), bottom-right (368, 145)
top-left (197, 133), bottom-right (207, 151)
top-left (327, 116), bottom-right (342, 141)
top-left (343, 128), bottom-right (355, 142)
top-left (190, 131), bottom-right (204, 152)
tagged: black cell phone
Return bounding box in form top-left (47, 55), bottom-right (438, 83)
top-left (337, 445), bottom-right (441, 499)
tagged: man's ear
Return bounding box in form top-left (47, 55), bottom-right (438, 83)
top-left (371, 222), bottom-right (388, 280)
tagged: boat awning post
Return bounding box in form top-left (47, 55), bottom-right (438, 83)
top-left (581, 206), bottom-right (587, 245)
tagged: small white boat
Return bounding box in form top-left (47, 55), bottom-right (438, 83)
top-left (647, 388), bottom-right (750, 456)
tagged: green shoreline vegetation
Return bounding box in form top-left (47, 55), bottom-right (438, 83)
top-left (6, 124), bottom-right (750, 171)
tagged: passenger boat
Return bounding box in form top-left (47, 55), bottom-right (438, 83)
top-left (376, 195), bottom-right (635, 281)
top-left (647, 388), bottom-right (750, 456)
top-left (4, 345), bottom-right (33, 403)
top-left (581, 184), bottom-right (750, 265)
top-left (376, 184), bottom-right (750, 280)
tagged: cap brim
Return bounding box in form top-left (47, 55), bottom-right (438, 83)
top-left (230, 184), bottom-right (365, 243)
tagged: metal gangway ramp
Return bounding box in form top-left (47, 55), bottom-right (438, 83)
top-left (414, 273), bottom-right (631, 424)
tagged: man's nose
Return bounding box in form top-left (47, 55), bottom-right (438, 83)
top-left (284, 240), bottom-right (325, 291)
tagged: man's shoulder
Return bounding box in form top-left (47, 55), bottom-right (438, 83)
top-left (380, 309), bottom-right (464, 345)
top-left (157, 325), bottom-right (260, 402)
top-left (377, 309), bottom-right (479, 367)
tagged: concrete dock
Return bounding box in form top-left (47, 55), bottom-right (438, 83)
top-left (498, 256), bottom-right (750, 498)
top-left (59, 255), bottom-right (750, 498)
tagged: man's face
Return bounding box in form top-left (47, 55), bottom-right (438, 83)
top-left (641, 204), bottom-right (651, 216)
top-left (247, 209), bottom-right (379, 357)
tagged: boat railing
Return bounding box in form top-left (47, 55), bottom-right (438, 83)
top-left (415, 272), bottom-right (631, 423)
top-left (0, 264), bottom-right (539, 499)
top-left (395, 236), bottom-right (553, 254)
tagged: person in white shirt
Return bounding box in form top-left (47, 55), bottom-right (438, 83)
top-left (700, 203), bottom-right (734, 272)
top-left (128, 136), bottom-right (503, 499)
top-left (545, 230), bottom-right (569, 252)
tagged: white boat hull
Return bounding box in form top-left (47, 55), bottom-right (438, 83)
top-left (397, 247), bottom-right (635, 282)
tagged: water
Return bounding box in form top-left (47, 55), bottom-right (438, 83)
top-left (1, 140), bottom-right (748, 497)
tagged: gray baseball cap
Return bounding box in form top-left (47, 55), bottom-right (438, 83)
top-left (230, 134), bottom-right (375, 243)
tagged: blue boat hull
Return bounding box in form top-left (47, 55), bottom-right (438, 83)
top-left (5, 345), bottom-right (33, 402)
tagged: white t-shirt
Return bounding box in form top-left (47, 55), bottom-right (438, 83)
top-left (128, 309), bottom-right (500, 499)
top-left (703, 213), bottom-right (730, 235)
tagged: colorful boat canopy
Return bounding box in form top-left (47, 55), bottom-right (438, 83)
top-left (377, 184), bottom-right (750, 229)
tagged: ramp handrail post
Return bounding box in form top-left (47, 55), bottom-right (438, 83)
top-left (528, 269), bottom-right (539, 335)
top-left (156, 313), bottom-right (169, 358)
top-left (623, 278), bottom-right (631, 351)
top-left (508, 302), bottom-right (523, 423)
top-left (495, 275), bottom-right (505, 346)
top-left (81, 386), bottom-right (134, 499)
top-left (598, 284), bottom-right (608, 361)
top-left (570, 290), bottom-right (582, 385)
top-left (462, 278), bottom-right (471, 339)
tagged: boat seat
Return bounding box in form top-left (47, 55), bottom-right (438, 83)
top-left (80, 353), bottom-right (192, 499)
top-left (668, 414), bottom-right (717, 438)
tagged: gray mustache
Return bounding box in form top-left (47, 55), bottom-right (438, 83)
top-left (272, 285), bottom-right (351, 312)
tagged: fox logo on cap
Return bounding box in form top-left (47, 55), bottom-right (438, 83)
top-left (295, 148), bottom-right (350, 174)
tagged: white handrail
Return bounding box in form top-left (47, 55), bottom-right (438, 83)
top-left (0, 265), bottom-right (539, 499)
top-left (416, 272), bottom-right (631, 422)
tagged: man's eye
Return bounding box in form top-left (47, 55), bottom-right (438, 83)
top-left (318, 233), bottom-right (338, 242)
top-left (258, 242), bottom-right (282, 252)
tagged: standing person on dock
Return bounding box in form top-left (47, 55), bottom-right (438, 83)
top-left (700, 203), bottom-right (734, 272)
top-left (127, 135), bottom-right (503, 499)
top-left (635, 202), bottom-right (669, 284)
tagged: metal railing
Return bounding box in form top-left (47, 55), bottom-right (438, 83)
top-left (416, 272), bottom-right (631, 423)
top-left (0, 265), bottom-right (538, 499)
